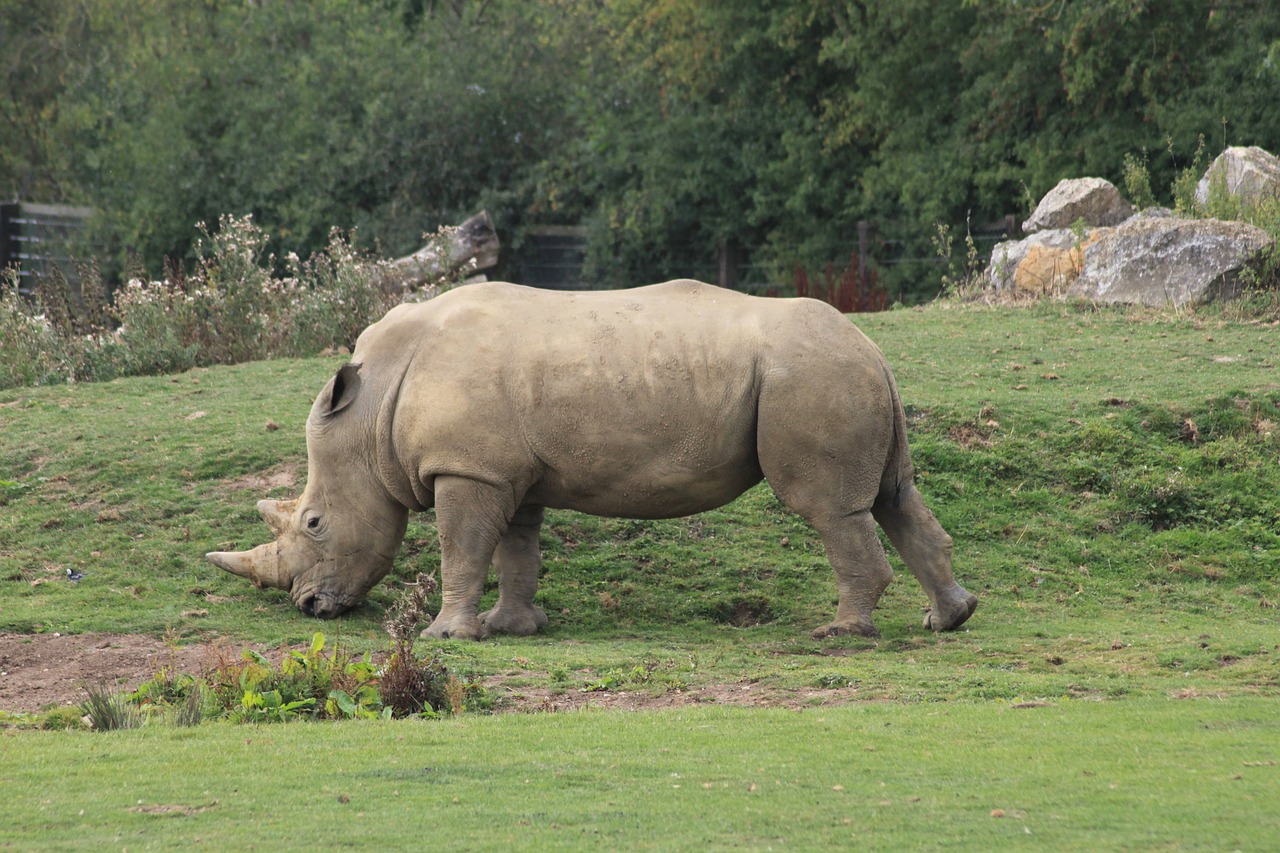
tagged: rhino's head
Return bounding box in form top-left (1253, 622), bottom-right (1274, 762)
top-left (207, 363), bottom-right (410, 618)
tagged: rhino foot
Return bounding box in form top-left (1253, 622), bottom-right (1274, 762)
top-left (923, 587), bottom-right (979, 632)
top-left (421, 611), bottom-right (483, 641)
top-left (812, 618), bottom-right (880, 641)
top-left (479, 604), bottom-right (548, 638)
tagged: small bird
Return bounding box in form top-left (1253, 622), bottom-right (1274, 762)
top-left (66, 568), bottom-right (86, 582)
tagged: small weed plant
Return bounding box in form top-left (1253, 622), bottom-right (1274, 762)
top-left (932, 217), bottom-right (985, 299)
top-left (1122, 150), bottom-right (1157, 210)
top-left (380, 572), bottom-right (455, 716)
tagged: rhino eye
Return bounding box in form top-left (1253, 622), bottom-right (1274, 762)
top-left (307, 516), bottom-right (321, 530)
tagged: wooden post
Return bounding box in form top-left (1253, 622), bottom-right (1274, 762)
top-left (856, 220), bottom-right (872, 294)
top-left (717, 240), bottom-right (742, 289)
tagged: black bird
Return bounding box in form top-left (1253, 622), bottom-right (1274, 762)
top-left (66, 568), bottom-right (86, 582)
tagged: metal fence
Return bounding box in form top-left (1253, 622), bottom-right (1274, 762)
top-left (0, 203), bottom-right (94, 295)
top-left (516, 225), bottom-right (590, 290)
top-left (513, 216), bottom-right (1019, 297)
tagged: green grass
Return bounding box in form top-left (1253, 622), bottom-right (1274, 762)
top-left (2, 300), bottom-right (1279, 847)
top-left (2, 699), bottom-right (1277, 850)
top-left (2, 302), bottom-right (1275, 661)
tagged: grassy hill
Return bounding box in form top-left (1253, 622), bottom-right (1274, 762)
top-left (2, 299), bottom-right (1276, 698)
top-left (2, 299), bottom-right (1278, 848)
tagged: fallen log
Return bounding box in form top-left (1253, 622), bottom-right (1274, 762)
top-left (374, 211), bottom-right (499, 296)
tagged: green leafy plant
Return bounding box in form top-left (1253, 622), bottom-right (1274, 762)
top-left (125, 632), bottom-right (392, 725)
top-left (116, 623), bottom-right (482, 725)
top-left (1122, 150), bottom-right (1156, 210)
top-left (230, 688), bottom-right (316, 724)
top-left (325, 686), bottom-right (391, 721)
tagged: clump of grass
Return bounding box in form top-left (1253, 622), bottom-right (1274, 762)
top-left (81, 681), bottom-right (143, 731)
top-left (174, 682), bottom-right (207, 727)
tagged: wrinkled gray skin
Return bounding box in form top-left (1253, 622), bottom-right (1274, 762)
top-left (208, 280), bottom-right (977, 640)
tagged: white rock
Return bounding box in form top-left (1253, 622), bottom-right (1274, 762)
top-left (1068, 216), bottom-right (1272, 308)
top-left (1023, 178), bottom-right (1135, 234)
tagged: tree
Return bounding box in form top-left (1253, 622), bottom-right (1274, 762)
top-left (34, 0), bottom-right (578, 275)
top-left (10, 0), bottom-right (1280, 300)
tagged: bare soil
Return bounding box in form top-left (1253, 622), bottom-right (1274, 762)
top-left (0, 632), bottom-right (250, 713)
top-left (0, 632), bottom-right (861, 715)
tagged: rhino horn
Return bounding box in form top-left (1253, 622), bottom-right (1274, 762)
top-left (206, 541), bottom-right (290, 590)
top-left (257, 499), bottom-right (298, 536)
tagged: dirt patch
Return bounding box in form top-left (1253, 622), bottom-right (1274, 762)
top-left (223, 463), bottom-right (300, 495)
top-left (0, 632), bottom-right (266, 713)
top-left (0, 632), bottom-right (862, 715)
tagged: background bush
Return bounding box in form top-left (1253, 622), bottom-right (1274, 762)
top-left (0, 215), bottom-right (455, 389)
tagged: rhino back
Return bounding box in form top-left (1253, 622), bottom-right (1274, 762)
top-left (370, 281), bottom-right (885, 517)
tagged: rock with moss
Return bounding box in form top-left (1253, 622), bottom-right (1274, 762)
top-left (1067, 216), bottom-right (1273, 308)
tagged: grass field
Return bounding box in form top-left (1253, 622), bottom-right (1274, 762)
top-left (2, 299), bottom-right (1278, 849)
top-left (3, 699), bottom-right (1277, 850)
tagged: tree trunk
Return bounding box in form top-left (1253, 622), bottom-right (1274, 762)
top-left (374, 211), bottom-right (500, 296)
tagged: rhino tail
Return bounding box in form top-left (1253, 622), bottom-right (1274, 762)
top-left (876, 358), bottom-right (915, 511)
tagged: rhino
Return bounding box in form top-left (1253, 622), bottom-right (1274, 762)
top-left (208, 280), bottom-right (977, 640)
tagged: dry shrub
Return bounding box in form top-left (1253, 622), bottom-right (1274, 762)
top-left (380, 572), bottom-right (453, 716)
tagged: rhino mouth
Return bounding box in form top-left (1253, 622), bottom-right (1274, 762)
top-left (295, 589), bottom-right (352, 619)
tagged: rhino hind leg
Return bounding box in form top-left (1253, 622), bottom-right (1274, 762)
top-left (478, 504), bottom-right (549, 638)
top-left (872, 484), bottom-right (977, 632)
top-left (809, 510), bottom-right (894, 640)
top-left (422, 476), bottom-right (515, 641)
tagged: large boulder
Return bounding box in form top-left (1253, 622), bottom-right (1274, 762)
top-left (1195, 146), bottom-right (1280, 209)
top-left (987, 228), bottom-right (1112, 295)
top-left (1067, 217), bottom-right (1272, 308)
top-left (1022, 177), bottom-right (1134, 234)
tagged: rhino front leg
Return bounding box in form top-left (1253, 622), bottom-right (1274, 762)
top-left (478, 504), bottom-right (549, 638)
top-left (872, 484), bottom-right (977, 632)
top-left (423, 476), bottom-right (514, 641)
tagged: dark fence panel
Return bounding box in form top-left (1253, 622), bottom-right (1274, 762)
top-left (0, 203), bottom-right (94, 295)
top-left (480, 215), bottom-right (1022, 298)
top-left (515, 225), bottom-right (590, 290)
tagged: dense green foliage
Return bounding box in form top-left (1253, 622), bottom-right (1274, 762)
top-left (6, 0), bottom-right (1280, 298)
top-left (118, 631), bottom-right (467, 725)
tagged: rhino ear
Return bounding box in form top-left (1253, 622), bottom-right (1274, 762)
top-left (323, 363), bottom-right (361, 417)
